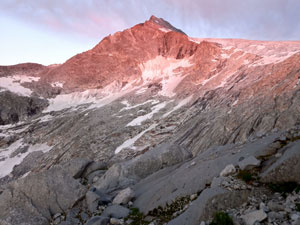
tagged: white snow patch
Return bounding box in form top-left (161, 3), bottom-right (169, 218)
top-left (221, 53), bottom-right (230, 59)
top-left (0, 75), bottom-right (40, 96)
top-left (0, 139), bottom-right (52, 178)
top-left (159, 28), bottom-right (171, 33)
top-left (120, 99), bottom-right (160, 112)
top-left (44, 80), bottom-right (138, 112)
top-left (51, 82), bottom-right (64, 88)
top-left (126, 102), bottom-right (168, 126)
top-left (135, 87), bottom-right (148, 95)
top-left (232, 99), bottom-right (239, 106)
top-left (140, 56), bottom-right (193, 97)
top-left (188, 38), bottom-right (200, 44)
top-left (163, 95), bottom-right (193, 118)
top-left (115, 124), bottom-right (157, 154)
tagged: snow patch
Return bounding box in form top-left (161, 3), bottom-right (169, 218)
top-left (120, 99), bottom-right (160, 112)
top-left (159, 28), bottom-right (171, 33)
top-left (163, 95), bottom-right (193, 118)
top-left (115, 124), bottom-right (157, 154)
top-left (0, 75), bottom-right (40, 96)
top-left (51, 82), bottom-right (64, 88)
top-left (140, 56), bottom-right (193, 97)
top-left (0, 139), bottom-right (52, 178)
top-left (126, 101), bottom-right (168, 126)
top-left (44, 80), bottom-right (138, 112)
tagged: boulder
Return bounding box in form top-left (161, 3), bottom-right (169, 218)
top-left (0, 166), bottom-right (87, 225)
top-left (102, 205), bottom-right (130, 219)
top-left (62, 158), bottom-right (92, 179)
top-left (260, 141), bottom-right (300, 183)
top-left (238, 156), bottom-right (261, 170)
top-left (83, 161), bottom-right (108, 178)
top-left (167, 187), bottom-right (250, 225)
top-left (113, 187), bottom-right (135, 205)
top-left (12, 151), bottom-right (44, 178)
top-left (95, 142), bottom-right (192, 192)
top-left (86, 187), bottom-right (112, 213)
top-left (220, 164), bottom-right (236, 177)
top-left (241, 209), bottom-right (267, 225)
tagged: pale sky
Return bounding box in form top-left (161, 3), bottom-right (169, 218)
top-left (0, 0), bottom-right (299, 66)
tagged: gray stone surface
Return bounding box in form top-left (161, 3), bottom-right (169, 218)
top-left (241, 209), bottom-right (267, 225)
top-left (102, 205), bottom-right (130, 219)
top-left (86, 187), bottom-right (112, 213)
top-left (62, 158), bottom-right (92, 179)
top-left (133, 134), bottom-right (280, 213)
top-left (0, 166), bottom-right (86, 225)
top-left (167, 187), bottom-right (250, 225)
top-left (238, 156), bottom-right (261, 170)
top-left (84, 216), bottom-right (110, 225)
top-left (12, 151), bottom-right (44, 178)
top-left (113, 187), bottom-right (135, 205)
top-left (260, 140), bottom-right (300, 183)
top-left (95, 142), bottom-right (192, 192)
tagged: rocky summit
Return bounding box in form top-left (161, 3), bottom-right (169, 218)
top-left (1, 16), bottom-right (300, 225)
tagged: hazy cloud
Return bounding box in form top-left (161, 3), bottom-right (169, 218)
top-left (1, 0), bottom-right (300, 40)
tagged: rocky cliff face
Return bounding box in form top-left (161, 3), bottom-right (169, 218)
top-left (1, 16), bottom-right (300, 225)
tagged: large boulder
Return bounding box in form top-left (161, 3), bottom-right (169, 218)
top-left (95, 142), bottom-right (192, 192)
top-left (0, 166), bottom-right (87, 225)
top-left (167, 187), bottom-right (250, 225)
top-left (260, 140), bottom-right (300, 183)
top-left (113, 187), bottom-right (135, 205)
top-left (62, 158), bottom-right (92, 179)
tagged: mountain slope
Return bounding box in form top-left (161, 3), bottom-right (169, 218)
top-left (0, 16), bottom-right (300, 225)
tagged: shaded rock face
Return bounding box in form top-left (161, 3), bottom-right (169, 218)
top-left (0, 166), bottom-right (87, 225)
top-left (0, 91), bottom-right (48, 125)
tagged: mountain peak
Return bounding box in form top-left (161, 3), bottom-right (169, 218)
top-left (146, 15), bottom-right (186, 35)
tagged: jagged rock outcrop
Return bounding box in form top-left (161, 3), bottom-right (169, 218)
top-left (0, 91), bottom-right (47, 125)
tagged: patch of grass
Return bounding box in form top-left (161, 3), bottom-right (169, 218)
top-left (148, 196), bottom-right (191, 223)
top-left (125, 208), bottom-right (149, 225)
top-left (296, 203), bottom-right (300, 212)
top-left (237, 170), bottom-right (254, 183)
top-left (209, 212), bottom-right (233, 225)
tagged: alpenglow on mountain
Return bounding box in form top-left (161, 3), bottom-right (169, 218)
top-left (0, 16), bottom-right (300, 225)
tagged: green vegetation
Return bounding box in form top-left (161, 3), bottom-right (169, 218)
top-left (125, 208), bottom-right (148, 225)
top-left (209, 211), bottom-right (233, 225)
top-left (267, 182), bottom-right (300, 197)
top-left (237, 170), bottom-right (254, 183)
top-left (148, 196), bottom-right (191, 223)
top-left (296, 203), bottom-right (300, 212)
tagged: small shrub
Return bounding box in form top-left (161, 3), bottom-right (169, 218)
top-left (209, 211), bottom-right (233, 225)
top-left (237, 170), bottom-right (253, 183)
top-left (296, 203), bottom-right (300, 212)
top-left (267, 182), bottom-right (300, 195)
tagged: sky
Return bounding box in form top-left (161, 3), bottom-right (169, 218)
top-left (0, 0), bottom-right (300, 66)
